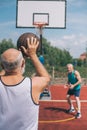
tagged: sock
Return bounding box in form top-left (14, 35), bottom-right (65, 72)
top-left (70, 106), bottom-right (74, 109)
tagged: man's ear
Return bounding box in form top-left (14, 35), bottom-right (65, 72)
top-left (0, 64), bottom-right (5, 76)
top-left (21, 59), bottom-right (25, 68)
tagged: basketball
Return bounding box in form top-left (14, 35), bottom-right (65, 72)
top-left (17, 32), bottom-right (40, 57)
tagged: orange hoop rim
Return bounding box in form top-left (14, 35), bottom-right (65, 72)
top-left (33, 22), bottom-right (48, 28)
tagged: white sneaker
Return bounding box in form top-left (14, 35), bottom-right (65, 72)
top-left (75, 113), bottom-right (82, 119)
top-left (67, 108), bottom-right (75, 113)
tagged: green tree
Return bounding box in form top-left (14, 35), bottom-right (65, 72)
top-left (42, 38), bottom-right (73, 67)
top-left (0, 37), bottom-right (74, 77)
top-left (0, 39), bottom-right (15, 55)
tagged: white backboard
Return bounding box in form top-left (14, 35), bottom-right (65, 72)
top-left (16, 0), bottom-right (66, 29)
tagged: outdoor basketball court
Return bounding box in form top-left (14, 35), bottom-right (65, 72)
top-left (38, 85), bottom-right (87, 130)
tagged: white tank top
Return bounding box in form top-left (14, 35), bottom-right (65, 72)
top-left (0, 77), bottom-right (39, 130)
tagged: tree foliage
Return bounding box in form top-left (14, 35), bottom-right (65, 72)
top-left (3, 37), bottom-right (87, 77)
top-left (41, 38), bottom-right (73, 67)
top-left (0, 39), bottom-right (15, 55)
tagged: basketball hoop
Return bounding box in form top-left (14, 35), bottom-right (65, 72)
top-left (33, 22), bottom-right (48, 28)
top-left (33, 22), bottom-right (48, 55)
top-left (33, 22), bottom-right (48, 35)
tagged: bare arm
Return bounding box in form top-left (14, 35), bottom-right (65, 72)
top-left (21, 37), bottom-right (50, 103)
top-left (73, 70), bottom-right (82, 87)
top-left (70, 71), bottom-right (82, 89)
top-left (31, 54), bottom-right (50, 91)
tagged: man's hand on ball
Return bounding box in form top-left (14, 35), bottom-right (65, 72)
top-left (20, 37), bottom-right (39, 57)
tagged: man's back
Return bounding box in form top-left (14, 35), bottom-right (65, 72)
top-left (0, 77), bottom-right (39, 130)
top-left (0, 37), bottom-right (50, 130)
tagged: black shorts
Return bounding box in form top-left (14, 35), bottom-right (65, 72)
top-left (67, 89), bottom-right (80, 97)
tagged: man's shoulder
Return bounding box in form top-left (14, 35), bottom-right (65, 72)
top-left (74, 70), bottom-right (79, 75)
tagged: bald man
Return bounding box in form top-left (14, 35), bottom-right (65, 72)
top-left (66, 63), bottom-right (82, 119)
top-left (0, 37), bottom-right (50, 130)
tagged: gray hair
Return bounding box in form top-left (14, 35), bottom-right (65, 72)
top-left (67, 63), bottom-right (73, 67)
top-left (0, 52), bottom-right (23, 71)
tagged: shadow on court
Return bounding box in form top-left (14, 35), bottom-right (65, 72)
top-left (45, 107), bottom-right (67, 113)
top-left (38, 85), bottom-right (87, 130)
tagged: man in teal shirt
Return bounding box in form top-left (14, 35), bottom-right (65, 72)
top-left (65, 63), bottom-right (82, 119)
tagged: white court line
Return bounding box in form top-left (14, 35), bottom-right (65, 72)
top-left (40, 99), bottom-right (87, 102)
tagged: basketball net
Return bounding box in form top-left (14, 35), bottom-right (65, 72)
top-left (33, 22), bottom-right (48, 36)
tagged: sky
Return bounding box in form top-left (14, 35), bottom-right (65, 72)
top-left (0, 0), bottom-right (87, 58)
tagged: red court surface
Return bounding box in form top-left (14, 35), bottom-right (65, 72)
top-left (38, 85), bottom-right (87, 130)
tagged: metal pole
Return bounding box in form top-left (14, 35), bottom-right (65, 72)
top-left (86, 43), bottom-right (87, 66)
top-left (39, 27), bottom-right (43, 55)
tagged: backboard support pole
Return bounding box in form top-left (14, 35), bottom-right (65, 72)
top-left (39, 27), bottom-right (43, 55)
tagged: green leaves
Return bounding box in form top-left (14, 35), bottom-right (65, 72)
top-left (0, 39), bottom-right (15, 54)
